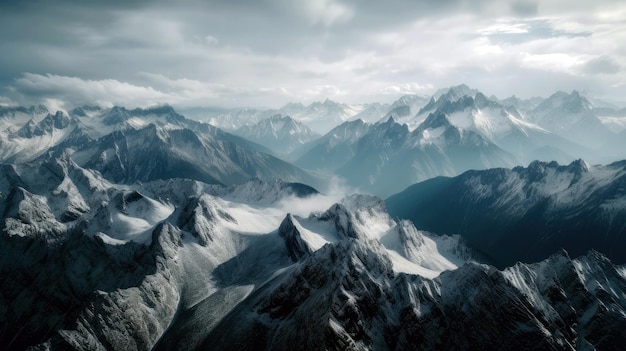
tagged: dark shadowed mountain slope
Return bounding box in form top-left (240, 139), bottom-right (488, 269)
top-left (386, 159), bottom-right (626, 267)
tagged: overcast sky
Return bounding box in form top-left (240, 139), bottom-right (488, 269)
top-left (1, 0), bottom-right (625, 109)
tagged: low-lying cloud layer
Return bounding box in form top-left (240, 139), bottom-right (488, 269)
top-left (1, 0), bottom-right (624, 108)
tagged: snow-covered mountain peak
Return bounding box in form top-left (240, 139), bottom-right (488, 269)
top-left (417, 88), bottom-right (475, 119)
top-left (433, 83), bottom-right (480, 102)
top-left (233, 114), bottom-right (320, 154)
top-left (534, 90), bottom-right (593, 115)
top-left (278, 213), bottom-right (313, 262)
top-left (319, 98), bottom-right (342, 108)
top-left (413, 88), bottom-right (550, 149)
top-left (103, 105), bottom-right (132, 125)
top-left (391, 94), bottom-right (429, 107)
top-left (279, 194), bottom-right (475, 278)
top-left (0, 104), bottom-right (49, 120)
top-left (519, 158), bottom-right (593, 184)
top-left (418, 112), bottom-right (452, 130)
top-left (219, 178), bottom-right (319, 204)
top-left (15, 110), bottom-right (73, 138)
top-left (566, 158), bottom-right (590, 173)
top-left (382, 115), bottom-right (396, 124)
top-left (70, 105), bottom-right (102, 117)
top-left (281, 101), bottom-right (305, 110)
top-left (326, 119), bottom-right (371, 143)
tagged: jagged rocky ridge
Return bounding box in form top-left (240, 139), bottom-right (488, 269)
top-left (0, 155), bottom-right (320, 350)
top-left (1, 156), bottom-right (625, 350)
top-left (1, 88), bottom-right (626, 351)
top-left (0, 105), bottom-right (322, 190)
top-left (201, 247), bottom-right (626, 350)
top-left (323, 115), bottom-right (515, 196)
top-left (232, 114), bottom-right (320, 155)
top-left (386, 159), bottom-right (626, 267)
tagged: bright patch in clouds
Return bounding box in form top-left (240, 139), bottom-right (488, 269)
top-left (521, 53), bottom-right (587, 74)
top-left (479, 22), bottom-right (529, 35)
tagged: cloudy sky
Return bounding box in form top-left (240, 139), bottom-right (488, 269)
top-left (1, 0), bottom-right (625, 109)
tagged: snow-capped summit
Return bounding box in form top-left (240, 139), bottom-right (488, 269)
top-left (278, 99), bottom-right (367, 134)
top-left (386, 158), bottom-right (626, 267)
top-left (69, 105), bottom-right (102, 117)
top-left (16, 111), bottom-right (72, 138)
top-left (333, 112), bottom-right (515, 196)
top-left (2, 151), bottom-right (626, 350)
top-left (198, 200), bottom-right (626, 350)
top-left (233, 114), bottom-right (320, 155)
top-left (0, 104), bottom-right (322, 189)
top-left (0, 104), bottom-right (49, 120)
top-left (496, 94), bottom-right (545, 112)
top-left (528, 90), bottom-right (613, 149)
top-left (0, 109), bottom-right (83, 163)
top-left (381, 94), bottom-right (430, 126)
top-left (533, 90), bottom-right (593, 116)
top-left (432, 83), bottom-right (481, 102)
top-left (294, 118), bottom-right (372, 171)
top-left (410, 87), bottom-right (586, 164)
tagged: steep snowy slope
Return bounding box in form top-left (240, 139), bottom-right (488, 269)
top-left (194, 100), bottom-right (372, 135)
top-left (12, 105), bottom-right (321, 189)
top-left (386, 159), bottom-right (626, 267)
top-left (350, 102), bottom-right (390, 123)
top-left (68, 105), bottom-right (271, 153)
top-left (495, 94), bottom-right (545, 112)
top-left (414, 87), bottom-right (586, 164)
top-left (69, 123), bottom-right (318, 187)
top-left (528, 91), bottom-right (616, 151)
top-left (200, 237), bottom-right (626, 350)
top-left (233, 114), bottom-right (320, 155)
top-left (155, 194), bottom-right (477, 350)
top-left (2, 155), bottom-right (626, 350)
top-left (0, 105), bottom-right (50, 130)
top-left (380, 94), bottom-right (429, 128)
top-left (188, 107), bottom-right (269, 131)
top-left (0, 107), bottom-right (92, 163)
top-left (296, 111), bottom-right (518, 197)
top-left (336, 115), bottom-right (516, 196)
top-left (280, 99), bottom-right (368, 134)
top-left (0, 155), bottom-right (321, 350)
top-left (295, 119), bottom-right (372, 171)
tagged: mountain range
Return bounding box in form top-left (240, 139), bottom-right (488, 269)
top-left (189, 84), bottom-right (626, 196)
top-left (0, 104), bottom-right (323, 190)
top-left (2, 83), bottom-right (626, 350)
top-left (386, 159), bottom-right (626, 267)
top-left (231, 114), bottom-right (320, 156)
top-left (2, 156), bottom-right (625, 350)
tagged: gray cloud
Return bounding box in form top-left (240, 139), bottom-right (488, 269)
top-left (1, 0), bottom-right (625, 107)
top-left (583, 56), bottom-right (622, 75)
top-left (510, 1), bottom-right (538, 17)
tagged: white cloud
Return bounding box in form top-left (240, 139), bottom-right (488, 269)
top-left (10, 72), bottom-right (298, 109)
top-left (14, 73), bottom-right (170, 108)
top-left (0, 96), bottom-right (17, 107)
top-left (380, 83), bottom-right (434, 96)
top-left (1, 0), bottom-right (626, 106)
top-left (478, 22), bottom-right (530, 35)
top-left (42, 98), bottom-right (68, 115)
top-left (304, 84), bottom-right (350, 100)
